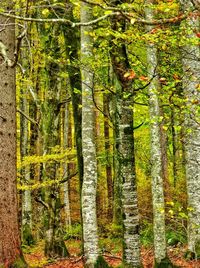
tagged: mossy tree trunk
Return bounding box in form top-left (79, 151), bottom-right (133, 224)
top-left (109, 3), bottom-right (142, 266)
top-left (145, 1), bottom-right (167, 264)
top-left (38, 24), bottom-right (68, 259)
top-left (103, 93), bottom-right (113, 220)
top-left (180, 0), bottom-right (200, 258)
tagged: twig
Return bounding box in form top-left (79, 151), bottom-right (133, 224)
top-left (103, 253), bottom-right (122, 260)
top-left (17, 108), bottom-right (38, 126)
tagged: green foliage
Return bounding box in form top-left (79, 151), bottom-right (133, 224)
top-left (140, 221), bottom-right (154, 247)
top-left (166, 230), bottom-right (186, 246)
top-left (99, 222), bottom-right (122, 239)
top-left (99, 238), bottom-right (121, 255)
top-left (22, 224), bottom-right (34, 246)
top-left (64, 223), bottom-right (82, 240)
top-left (11, 256), bottom-right (28, 268)
top-left (94, 256), bottom-right (111, 268)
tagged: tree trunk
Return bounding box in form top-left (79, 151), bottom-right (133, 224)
top-left (145, 1), bottom-right (167, 264)
top-left (181, 0), bottom-right (200, 257)
top-left (81, 2), bottom-right (99, 266)
top-left (63, 101), bottom-right (72, 228)
top-left (109, 5), bottom-right (142, 266)
top-left (62, 1), bottom-right (83, 188)
top-left (0, 10), bottom-right (27, 268)
top-left (38, 24), bottom-right (68, 258)
top-left (20, 66), bottom-right (33, 245)
top-left (103, 93), bottom-right (113, 220)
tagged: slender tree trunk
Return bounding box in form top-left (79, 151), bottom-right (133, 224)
top-left (112, 77), bottom-right (122, 225)
top-left (103, 93), bottom-right (113, 220)
top-left (170, 107), bottom-right (178, 187)
top-left (0, 10), bottom-right (27, 267)
top-left (159, 107), bottom-right (170, 201)
top-left (20, 95), bottom-right (33, 245)
top-left (63, 101), bottom-right (71, 228)
top-left (180, 0), bottom-right (200, 257)
top-left (81, 3), bottom-right (99, 267)
top-left (145, 1), bottom-right (167, 264)
top-left (62, 1), bottom-right (83, 188)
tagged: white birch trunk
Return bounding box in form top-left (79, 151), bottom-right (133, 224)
top-left (181, 0), bottom-right (200, 255)
top-left (81, 2), bottom-right (99, 266)
top-left (145, 1), bottom-right (167, 263)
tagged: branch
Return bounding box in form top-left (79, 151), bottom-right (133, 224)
top-left (0, 11), bottom-right (119, 27)
top-left (17, 108), bottom-right (38, 126)
top-left (34, 196), bottom-right (49, 210)
top-left (0, 10), bottom-right (197, 27)
top-left (133, 122), bottom-right (144, 130)
top-left (60, 171), bottom-right (78, 184)
top-left (12, 27), bottom-right (27, 67)
top-left (80, 0), bottom-right (122, 11)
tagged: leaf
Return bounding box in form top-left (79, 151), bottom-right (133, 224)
top-left (124, 72), bottom-right (130, 78)
top-left (130, 18), bottom-right (136, 24)
top-left (42, 8), bottom-right (50, 16)
top-left (196, 32), bottom-right (200, 38)
top-left (139, 75), bottom-right (148, 81)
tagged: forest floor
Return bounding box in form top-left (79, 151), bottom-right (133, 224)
top-left (24, 240), bottom-right (200, 268)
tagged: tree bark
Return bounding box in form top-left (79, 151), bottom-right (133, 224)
top-left (145, 1), bottom-right (167, 264)
top-left (181, 0), bottom-right (200, 257)
top-left (81, 2), bottom-right (99, 266)
top-left (109, 3), bottom-right (142, 266)
top-left (103, 93), bottom-right (113, 220)
top-left (0, 9), bottom-right (27, 267)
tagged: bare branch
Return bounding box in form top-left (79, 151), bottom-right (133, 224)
top-left (17, 108), bottom-right (38, 126)
top-left (0, 10), bottom-right (197, 27)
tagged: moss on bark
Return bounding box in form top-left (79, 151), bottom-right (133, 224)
top-left (45, 239), bottom-right (69, 259)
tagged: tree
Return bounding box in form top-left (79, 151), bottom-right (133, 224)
top-left (180, 0), bottom-right (200, 258)
top-left (145, 1), bottom-right (168, 265)
top-left (80, 2), bottom-right (99, 267)
top-left (0, 7), bottom-right (27, 268)
top-left (39, 24), bottom-right (68, 258)
top-left (109, 1), bottom-right (142, 266)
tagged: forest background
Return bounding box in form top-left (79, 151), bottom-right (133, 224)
top-left (0, 0), bottom-right (199, 267)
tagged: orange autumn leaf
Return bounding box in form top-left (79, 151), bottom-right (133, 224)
top-left (196, 32), bottom-right (200, 38)
top-left (139, 75), bottom-right (149, 81)
top-left (124, 70), bottom-right (136, 80)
